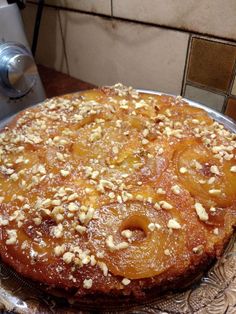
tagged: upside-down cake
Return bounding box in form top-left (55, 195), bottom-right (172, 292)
top-left (0, 84), bottom-right (235, 298)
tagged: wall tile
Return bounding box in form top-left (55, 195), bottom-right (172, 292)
top-left (29, 0), bottom-right (111, 15)
top-left (22, 4), bottom-right (67, 73)
top-left (59, 11), bottom-right (189, 94)
top-left (225, 97), bottom-right (236, 121)
top-left (231, 76), bottom-right (236, 96)
top-left (187, 38), bottom-right (236, 93)
top-left (184, 85), bottom-right (225, 112)
top-left (112, 0), bottom-right (236, 41)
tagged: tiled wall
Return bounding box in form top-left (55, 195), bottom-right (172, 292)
top-left (184, 37), bottom-right (236, 118)
top-left (22, 0), bottom-right (236, 121)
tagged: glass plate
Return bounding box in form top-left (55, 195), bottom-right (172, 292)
top-left (0, 90), bottom-right (236, 314)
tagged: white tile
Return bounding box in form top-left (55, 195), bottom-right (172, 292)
top-left (113, 0), bottom-right (236, 41)
top-left (184, 85), bottom-right (225, 112)
top-left (231, 76), bottom-right (236, 96)
top-left (22, 4), bottom-right (67, 73)
top-left (42, 0), bottom-right (111, 15)
top-left (59, 11), bottom-right (189, 94)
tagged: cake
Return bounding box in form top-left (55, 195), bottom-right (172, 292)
top-left (0, 84), bottom-right (235, 298)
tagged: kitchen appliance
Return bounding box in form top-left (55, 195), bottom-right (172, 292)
top-left (0, 0), bottom-right (45, 120)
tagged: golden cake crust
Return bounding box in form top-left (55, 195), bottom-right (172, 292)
top-left (0, 84), bottom-right (235, 298)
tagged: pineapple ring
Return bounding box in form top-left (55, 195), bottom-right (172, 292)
top-left (173, 140), bottom-right (236, 207)
top-left (88, 201), bottom-right (198, 279)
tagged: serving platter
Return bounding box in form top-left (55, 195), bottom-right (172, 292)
top-left (0, 90), bottom-right (236, 314)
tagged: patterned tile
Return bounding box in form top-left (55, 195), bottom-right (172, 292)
top-left (187, 38), bottom-right (236, 92)
top-left (225, 97), bottom-right (236, 121)
top-left (184, 85), bottom-right (225, 112)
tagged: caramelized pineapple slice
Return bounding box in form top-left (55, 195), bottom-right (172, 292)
top-left (158, 102), bottom-right (214, 127)
top-left (88, 200), bottom-right (205, 279)
top-left (173, 140), bottom-right (236, 207)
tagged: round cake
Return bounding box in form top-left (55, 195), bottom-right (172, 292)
top-left (0, 84), bottom-right (235, 298)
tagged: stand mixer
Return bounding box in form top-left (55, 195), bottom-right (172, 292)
top-left (0, 0), bottom-right (45, 120)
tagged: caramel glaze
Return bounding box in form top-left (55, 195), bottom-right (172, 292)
top-left (0, 84), bottom-right (235, 298)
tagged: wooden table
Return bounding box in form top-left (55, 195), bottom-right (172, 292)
top-left (37, 64), bottom-right (95, 98)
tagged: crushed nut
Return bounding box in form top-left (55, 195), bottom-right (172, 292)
top-left (105, 235), bottom-right (129, 252)
top-left (159, 201), bottom-right (173, 210)
top-left (60, 169), bottom-right (70, 177)
top-left (62, 252), bottom-right (75, 264)
top-left (171, 185), bottom-right (181, 195)
top-left (167, 219), bottom-right (181, 230)
top-left (179, 167), bottom-right (188, 174)
top-left (210, 165), bottom-right (220, 175)
top-left (121, 229), bottom-right (133, 239)
top-left (122, 278), bottom-right (131, 285)
top-left (230, 166), bottom-right (236, 173)
top-left (194, 203), bottom-right (209, 221)
top-left (83, 278), bottom-right (93, 289)
top-left (193, 245), bottom-right (204, 255)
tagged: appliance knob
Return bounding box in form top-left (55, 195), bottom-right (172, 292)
top-left (0, 42), bottom-right (37, 98)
